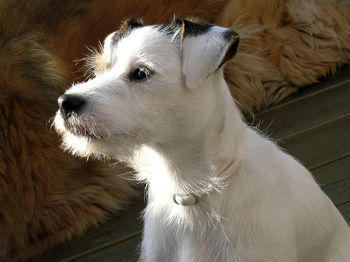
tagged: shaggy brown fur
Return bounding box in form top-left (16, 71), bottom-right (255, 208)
top-left (0, 7), bottom-right (135, 260)
top-left (0, 0), bottom-right (349, 261)
top-left (218, 0), bottom-right (350, 112)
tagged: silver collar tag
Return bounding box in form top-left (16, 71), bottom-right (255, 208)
top-left (173, 193), bottom-right (200, 206)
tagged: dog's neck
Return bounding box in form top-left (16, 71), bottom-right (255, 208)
top-left (131, 72), bottom-right (245, 203)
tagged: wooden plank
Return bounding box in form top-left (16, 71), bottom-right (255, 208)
top-left (338, 202), bottom-right (350, 224)
top-left (311, 157), bottom-right (350, 224)
top-left (34, 197), bottom-right (145, 262)
top-left (312, 156), bottom-right (350, 186)
top-left (311, 156), bottom-right (350, 206)
top-left (280, 115), bottom-right (350, 169)
top-left (74, 236), bottom-right (141, 262)
top-left (253, 81), bottom-right (350, 140)
top-left (322, 178), bottom-right (350, 206)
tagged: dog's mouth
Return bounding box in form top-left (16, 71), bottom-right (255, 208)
top-left (65, 123), bottom-right (102, 139)
top-left (62, 114), bottom-right (103, 140)
top-left (56, 111), bottom-right (139, 143)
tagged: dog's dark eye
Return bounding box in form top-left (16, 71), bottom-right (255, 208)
top-left (130, 67), bottom-right (152, 81)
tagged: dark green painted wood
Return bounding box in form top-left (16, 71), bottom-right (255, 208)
top-left (32, 198), bottom-right (144, 262)
top-left (311, 157), bottom-right (350, 224)
top-left (338, 202), bottom-right (350, 224)
top-left (310, 156), bottom-right (350, 206)
top-left (322, 179), bottom-right (350, 206)
top-left (253, 81), bottom-right (350, 140)
top-left (280, 115), bottom-right (350, 169)
top-left (312, 157), bottom-right (350, 186)
top-left (74, 236), bottom-right (141, 262)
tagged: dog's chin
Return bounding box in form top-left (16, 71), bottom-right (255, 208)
top-left (54, 112), bottom-right (140, 160)
top-left (65, 124), bottom-right (103, 140)
top-left (58, 127), bottom-right (138, 161)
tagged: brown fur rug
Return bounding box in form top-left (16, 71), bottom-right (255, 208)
top-left (0, 0), bottom-right (349, 261)
top-left (218, 0), bottom-right (350, 112)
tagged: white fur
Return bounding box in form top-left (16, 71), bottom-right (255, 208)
top-left (54, 23), bottom-right (350, 262)
top-left (182, 26), bottom-right (235, 89)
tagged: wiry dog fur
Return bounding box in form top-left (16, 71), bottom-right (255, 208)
top-left (1, 0), bottom-right (350, 260)
top-left (54, 18), bottom-right (350, 262)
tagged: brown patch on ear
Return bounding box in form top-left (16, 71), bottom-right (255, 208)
top-left (116, 19), bottom-right (131, 38)
top-left (180, 19), bottom-right (186, 40)
top-left (177, 17), bottom-right (212, 40)
top-left (115, 17), bottom-right (144, 39)
top-left (173, 17), bottom-right (186, 40)
top-left (95, 17), bottom-right (144, 74)
top-left (218, 34), bottom-right (240, 68)
top-left (95, 53), bottom-right (109, 73)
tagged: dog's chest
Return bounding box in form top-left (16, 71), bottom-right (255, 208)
top-left (146, 214), bottom-right (237, 261)
top-left (175, 232), bottom-right (235, 262)
top-left (143, 196), bottom-right (238, 262)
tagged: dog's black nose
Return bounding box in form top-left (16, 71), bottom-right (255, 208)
top-left (58, 94), bottom-right (85, 119)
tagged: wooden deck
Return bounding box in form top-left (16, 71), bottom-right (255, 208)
top-left (32, 64), bottom-right (350, 262)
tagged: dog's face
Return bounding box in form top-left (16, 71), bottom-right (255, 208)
top-left (54, 18), bottom-right (239, 159)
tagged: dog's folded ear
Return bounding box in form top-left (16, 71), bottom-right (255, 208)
top-left (177, 18), bottom-right (239, 89)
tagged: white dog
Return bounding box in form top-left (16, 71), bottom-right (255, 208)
top-left (54, 18), bottom-right (350, 262)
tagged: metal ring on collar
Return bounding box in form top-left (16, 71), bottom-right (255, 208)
top-left (173, 193), bottom-right (200, 206)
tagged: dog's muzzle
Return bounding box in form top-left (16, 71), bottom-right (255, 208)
top-left (58, 94), bottom-right (86, 120)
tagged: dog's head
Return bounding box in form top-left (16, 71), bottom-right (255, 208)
top-left (54, 18), bottom-right (239, 159)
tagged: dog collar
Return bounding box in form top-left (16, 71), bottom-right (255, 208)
top-left (172, 159), bottom-right (241, 206)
